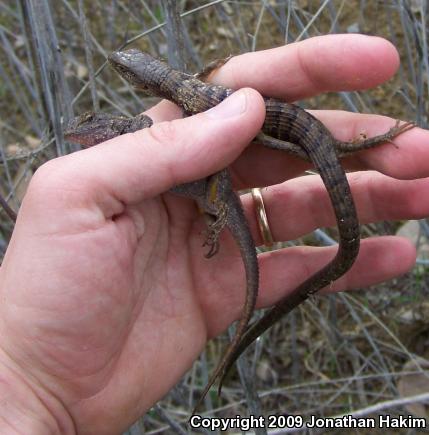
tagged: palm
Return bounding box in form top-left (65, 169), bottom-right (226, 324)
top-left (1, 190), bottom-right (247, 427)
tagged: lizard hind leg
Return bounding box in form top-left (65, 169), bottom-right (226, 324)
top-left (337, 120), bottom-right (416, 155)
top-left (202, 203), bottom-right (228, 258)
top-left (193, 171), bottom-right (259, 414)
top-left (201, 173), bottom-right (229, 259)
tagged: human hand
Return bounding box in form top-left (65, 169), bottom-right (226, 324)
top-left (0, 34), bottom-right (427, 434)
top-left (0, 88), bottom-right (265, 434)
top-left (207, 34), bottom-right (426, 308)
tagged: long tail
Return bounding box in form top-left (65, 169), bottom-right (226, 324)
top-left (192, 189), bottom-right (258, 414)
top-left (218, 101), bottom-right (361, 386)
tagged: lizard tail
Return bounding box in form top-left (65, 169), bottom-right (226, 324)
top-left (192, 316), bottom-right (250, 415)
top-left (218, 102), bottom-right (362, 386)
top-left (193, 191), bottom-right (259, 414)
top-left (192, 301), bottom-right (256, 415)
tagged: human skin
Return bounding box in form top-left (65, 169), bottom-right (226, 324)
top-left (0, 34), bottom-right (427, 434)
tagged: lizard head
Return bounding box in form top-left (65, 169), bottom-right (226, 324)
top-left (108, 49), bottom-right (169, 98)
top-left (64, 112), bottom-right (123, 147)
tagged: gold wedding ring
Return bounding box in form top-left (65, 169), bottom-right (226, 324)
top-left (251, 187), bottom-right (274, 247)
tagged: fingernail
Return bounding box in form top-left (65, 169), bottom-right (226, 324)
top-left (205, 90), bottom-right (247, 119)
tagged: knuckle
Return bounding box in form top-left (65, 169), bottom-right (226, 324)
top-left (145, 120), bottom-right (180, 146)
top-left (29, 159), bottom-right (60, 193)
top-left (28, 156), bottom-right (75, 198)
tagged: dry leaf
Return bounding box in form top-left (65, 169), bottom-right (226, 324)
top-left (25, 135), bottom-right (40, 149)
top-left (77, 64), bottom-right (88, 80)
top-left (216, 27), bottom-right (233, 39)
top-left (6, 143), bottom-right (22, 157)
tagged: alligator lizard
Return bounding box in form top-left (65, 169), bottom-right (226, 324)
top-left (66, 49), bottom-right (413, 411)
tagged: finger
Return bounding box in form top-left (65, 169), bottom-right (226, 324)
top-left (206, 236), bottom-right (415, 333)
top-left (239, 171), bottom-right (429, 245)
top-left (208, 34), bottom-right (399, 101)
top-left (142, 35), bottom-right (398, 121)
top-left (225, 111), bottom-right (425, 190)
top-left (314, 110), bottom-right (427, 179)
top-left (146, 108), bottom-right (427, 191)
top-left (256, 236), bottom-right (415, 309)
top-left (26, 89), bottom-right (265, 224)
top-left (144, 99), bottom-right (182, 122)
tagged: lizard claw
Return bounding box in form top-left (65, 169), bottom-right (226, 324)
top-left (383, 120), bottom-right (416, 149)
top-left (205, 243), bottom-right (219, 258)
top-left (388, 120), bottom-right (416, 136)
top-left (203, 236), bottom-right (220, 258)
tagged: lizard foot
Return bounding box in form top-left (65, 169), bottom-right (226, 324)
top-left (202, 202), bottom-right (228, 258)
top-left (337, 120), bottom-right (416, 155)
top-left (371, 120), bottom-right (416, 147)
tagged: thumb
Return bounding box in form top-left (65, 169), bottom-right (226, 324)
top-left (23, 88), bottom-right (265, 225)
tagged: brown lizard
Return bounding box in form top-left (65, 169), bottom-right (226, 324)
top-left (106, 49), bottom-right (414, 389)
top-left (65, 49), bottom-right (414, 411)
top-left (64, 111), bottom-right (259, 413)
